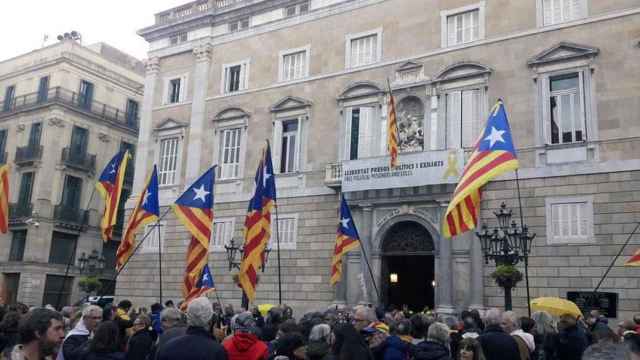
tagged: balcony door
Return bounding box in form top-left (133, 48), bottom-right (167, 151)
top-left (78, 80), bottom-right (94, 110)
top-left (70, 126), bottom-right (88, 157)
top-left (28, 123), bottom-right (42, 149)
top-left (37, 76), bottom-right (49, 103)
top-left (17, 172), bottom-right (34, 207)
top-left (61, 175), bottom-right (82, 210)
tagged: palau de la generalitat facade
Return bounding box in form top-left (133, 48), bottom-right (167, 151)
top-left (118, 0), bottom-right (640, 320)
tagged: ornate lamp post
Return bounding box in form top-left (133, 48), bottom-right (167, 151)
top-left (476, 203), bottom-right (535, 311)
top-left (78, 249), bottom-right (106, 276)
top-left (224, 238), bottom-right (271, 272)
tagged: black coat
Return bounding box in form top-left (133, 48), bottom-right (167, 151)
top-left (80, 351), bottom-right (126, 360)
top-left (126, 329), bottom-right (154, 360)
top-left (478, 325), bottom-right (520, 360)
top-left (552, 325), bottom-right (588, 360)
top-left (413, 340), bottom-right (452, 360)
top-left (157, 326), bottom-right (227, 360)
top-left (63, 334), bottom-right (91, 360)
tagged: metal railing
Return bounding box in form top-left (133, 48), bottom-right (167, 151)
top-left (0, 87), bottom-right (138, 131)
top-left (53, 204), bottom-right (89, 227)
top-left (324, 162), bottom-right (343, 187)
top-left (61, 147), bottom-right (96, 174)
top-left (154, 0), bottom-right (245, 25)
top-left (9, 203), bottom-right (32, 220)
top-left (15, 145), bottom-right (43, 164)
top-left (0, 152), bottom-right (6, 165)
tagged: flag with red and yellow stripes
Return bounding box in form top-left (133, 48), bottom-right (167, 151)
top-left (0, 165), bottom-right (9, 234)
top-left (115, 166), bottom-right (159, 270)
top-left (238, 143), bottom-right (276, 303)
top-left (331, 195), bottom-right (360, 285)
top-left (443, 100), bottom-right (519, 238)
top-left (172, 167), bottom-right (216, 299)
top-left (387, 87), bottom-right (399, 168)
top-left (96, 150), bottom-right (130, 242)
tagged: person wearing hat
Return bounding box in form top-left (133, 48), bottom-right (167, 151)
top-left (552, 313), bottom-right (589, 360)
top-left (156, 297), bottom-right (227, 360)
top-left (223, 311), bottom-right (269, 360)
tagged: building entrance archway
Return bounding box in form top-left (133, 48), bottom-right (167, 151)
top-left (381, 221), bottom-right (435, 312)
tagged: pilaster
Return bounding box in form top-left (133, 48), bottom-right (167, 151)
top-left (436, 202), bottom-right (455, 315)
top-left (133, 57), bottom-right (160, 195)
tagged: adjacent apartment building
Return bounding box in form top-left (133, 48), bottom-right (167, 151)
top-left (123, 0), bottom-right (640, 318)
top-left (0, 38), bottom-right (143, 306)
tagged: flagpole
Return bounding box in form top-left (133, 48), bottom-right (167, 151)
top-left (357, 232), bottom-right (380, 304)
top-left (113, 207), bottom-right (172, 279)
top-left (273, 201), bottom-right (283, 305)
top-left (515, 169), bottom-right (531, 317)
top-left (594, 222), bottom-right (640, 294)
top-left (157, 220), bottom-right (163, 304)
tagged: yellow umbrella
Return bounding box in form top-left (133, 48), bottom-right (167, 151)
top-left (258, 304), bottom-right (275, 317)
top-left (530, 297), bottom-right (582, 318)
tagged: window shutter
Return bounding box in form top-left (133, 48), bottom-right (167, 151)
top-left (446, 92), bottom-right (462, 149)
top-left (358, 107), bottom-right (373, 158)
top-left (272, 121), bottom-right (283, 174)
top-left (295, 118), bottom-right (302, 171)
top-left (543, 0), bottom-right (552, 25)
top-left (430, 96), bottom-right (439, 150)
top-left (344, 108), bottom-right (352, 160)
top-left (447, 16), bottom-right (456, 46)
top-left (380, 101), bottom-right (388, 155)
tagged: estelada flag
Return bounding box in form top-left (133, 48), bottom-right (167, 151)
top-left (0, 165), bottom-right (9, 234)
top-left (331, 195), bottom-right (360, 285)
top-left (181, 264), bottom-right (216, 310)
top-left (442, 100), bottom-right (519, 238)
top-left (96, 150), bottom-right (130, 242)
top-left (115, 166), bottom-right (159, 271)
top-left (172, 167), bottom-right (216, 298)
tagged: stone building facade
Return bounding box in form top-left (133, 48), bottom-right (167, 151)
top-left (0, 39), bottom-right (143, 306)
top-left (122, 0), bottom-right (640, 319)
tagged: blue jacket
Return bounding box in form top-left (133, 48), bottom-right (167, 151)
top-left (151, 311), bottom-right (163, 335)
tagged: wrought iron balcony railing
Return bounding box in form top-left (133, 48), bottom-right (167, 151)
top-left (61, 147), bottom-right (96, 174)
top-left (53, 204), bottom-right (89, 229)
top-left (324, 162), bottom-right (343, 188)
top-left (0, 87), bottom-right (138, 131)
top-left (15, 145), bottom-right (43, 165)
top-left (9, 203), bottom-right (32, 221)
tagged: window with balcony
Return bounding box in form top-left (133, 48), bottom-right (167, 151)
top-left (125, 99), bottom-right (139, 127)
top-left (223, 61), bottom-right (249, 94)
top-left (219, 128), bottom-right (242, 180)
top-left (548, 73), bottom-right (585, 145)
top-left (345, 106), bottom-right (378, 160)
top-left (17, 172), bottom-right (34, 208)
top-left (49, 231), bottom-right (78, 265)
top-left (211, 217), bottom-right (235, 251)
top-left (70, 126), bottom-right (89, 156)
top-left (546, 196), bottom-right (593, 244)
top-left (168, 78), bottom-right (182, 104)
top-left (37, 76), bottom-right (49, 103)
top-left (541, 0), bottom-right (587, 26)
top-left (3, 85), bottom-right (15, 112)
top-left (158, 137), bottom-right (180, 186)
top-left (28, 122), bottom-right (42, 148)
top-left (279, 120), bottom-right (300, 173)
top-left (0, 129), bottom-right (7, 164)
top-left (61, 175), bottom-right (82, 210)
top-left (279, 47), bottom-right (309, 82)
top-left (346, 29), bottom-right (382, 68)
top-left (269, 214), bottom-right (297, 250)
top-left (42, 274), bottom-right (72, 307)
top-left (78, 80), bottom-right (94, 110)
top-left (229, 18), bottom-right (250, 32)
top-left (440, 2), bottom-right (485, 47)
top-left (9, 230), bottom-right (26, 261)
top-left (445, 89), bottom-right (482, 149)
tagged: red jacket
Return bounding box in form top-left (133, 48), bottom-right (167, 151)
top-left (223, 332), bottom-right (269, 360)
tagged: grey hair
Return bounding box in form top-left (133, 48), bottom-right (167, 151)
top-left (427, 322), bottom-right (450, 345)
top-left (532, 311), bottom-right (555, 334)
top-left (484, 308), bottom-right (503, 326)
top-left (186, 297), bottom-right (213, 328)
top-left (309, 323), bottom-right (331, 343)
top-left (502, 311), bottom-right (520, 329)
top-left (354, 305), bottom-right (377, 323)
top-left (160, 308), bottom-right (183, 323)
top-left (82, 305), bottom-right (103, 318)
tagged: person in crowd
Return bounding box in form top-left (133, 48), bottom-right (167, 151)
top-left (501, 311), bottom-right (534, 360)
top-left (149, 308), bottom-right (188, 360)
top-left (101, 304), bottom-right (115, 322)
top-left (352, 306), bottom-right (377, 333)
top-left (10, 308), bottom-right (65, 360)
top-left (223, 312), bottom-right (269, 360)
top-left (114, 300), bottom-right (134, 346)
top-left (457, 337), bottom-right (485, 360)
top-left (0, 311), bottom-right (22, 357)
top-left (164, 301), bottom-right (175, 309)
top-left (251, 306), bottom-right (265, 330)
top-left (262, 308), bottom-right (284, 343)
top-left (371, 320), bottom-right (413, 360)
top-left (530, 311), bottom-right (557, 360)
top-left (306, 324), bottom-right (333, 360)
top-left (59, 305), bottom-right (103, 360)
top-left (223, 304), bottom-right (236, 328)
top-left (469, 311), bottom-right (484, 332)
top-left (125, 314), bottom-right (154, 360)
top-left (60, 307), bottom-right (75, 332)
top-left (409, 314), bottom-right (427, 345)
top-left (331, 323), bottom-right (373, 360)
top-left (583, 323), bottom-right (629, 360)
top-left (626, 333), bottom-right (640, 360)
top-left (618, 320), bottom-right (637, 338)
top-left (157, 297), bottom-right (226, 360)
top-left (552, 313), bottom-right (589, 360)
top-left (150, 303), bottom-right (163, 336)
top-left (413, 322), bottom-right (452, 360)
top-left (586, 310), bottom-right (608, 343)
top-left (272, 332), bottom-right (306, 360)
top-left (282, 305), bottom-right (294, 322)
top-left (477, 308), bottom-right (520, 360)
top-left (80, 321), bottom-right (125, 360)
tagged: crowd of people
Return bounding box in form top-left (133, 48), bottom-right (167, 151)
top-left (1, 298), bottom-right (640, 360)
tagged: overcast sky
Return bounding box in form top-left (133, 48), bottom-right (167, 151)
top-left (0, 0), bottom-right (189, 62)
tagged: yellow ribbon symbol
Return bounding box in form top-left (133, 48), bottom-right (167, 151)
top-left (442, 150), bottom-right (459, 179)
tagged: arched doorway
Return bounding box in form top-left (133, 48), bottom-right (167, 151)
top-left (381, 221), bottom-right (435, 312)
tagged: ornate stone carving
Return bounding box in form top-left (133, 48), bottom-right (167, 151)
top-left (382, 221), bottom-right (434, 253)
top-left (193, 44), bottom-right (213, 63)
top-left (144, 57), bottom-right (160, 74)
top-left (98, 132), bottom-right (110, 143)
top-left (16, 124), bottom-right (25, 133)
top-left (397, 96), bottom-right (424, 152)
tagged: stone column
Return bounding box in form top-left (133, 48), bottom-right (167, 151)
top-left (133, 57), bottom-right (160, 194)
top-left (436, 202), bottom-right (455, 314)
top-left (185, 44), bottom-right (213, 185)
top-left (360, 204), bottom-right (378, 304)
top-left (469, 231), bottom-right (485, 309)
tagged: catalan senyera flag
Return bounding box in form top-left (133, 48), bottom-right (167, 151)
top-left (0, 165), bottom-right (9, 234)
top-left (331, 195), bottom-right (360, 285)
top-left (238, 143), bottom-right (276, 303)
top-left (443, 100), bottom-right (520, 238)
top-left (624, 225), bottom-right (640, 266)
top-left (115, 166), bottom-right (159, 271)
top-left (181, 264), bottom-right (215, 309)
top-left (172, 167), bottom-right (216, 298)
top-left (96, 151), bottom-right (130, 242)
top-left (387, 87), bottom-right (399, 168)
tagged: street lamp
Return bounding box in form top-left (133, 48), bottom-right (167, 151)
top-left (77, 249), bottom-right (106, 276)
top-left (476, 202), bottom-right (535, 311)
top-left (224, 238), bottom-right (271, 272)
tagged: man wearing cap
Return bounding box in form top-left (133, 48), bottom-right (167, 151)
top-left (223, 311), bottom-right (269, 360)
top-left (157, 297), bottom-right (227, 360)
top-left (553, 313), bottom-right (588, 360)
